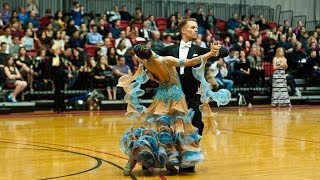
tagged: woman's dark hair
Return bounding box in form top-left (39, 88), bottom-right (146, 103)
top-left (4, 55), bottom-right (14, 67)
top-left (133, 44), bottom-right (152, 59)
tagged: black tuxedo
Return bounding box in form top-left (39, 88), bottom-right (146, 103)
top-left (160, 44), bottom-right (210, 135)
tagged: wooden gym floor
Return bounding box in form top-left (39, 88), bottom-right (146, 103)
top-left (1, 105), bottom-right (320, 180)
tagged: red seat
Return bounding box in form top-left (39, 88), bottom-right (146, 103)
top-left (134, 22), bottom-right (142, 29)
top-left (240, 31), bottom-right (249, 41)
top-left (216, 19), bottom-right (227, 32)
top-left (120, 20), bottom-right (129, 31)
top-left (267, 22), bottom-right (278, 29)
top-left (85, 44), bottom-right (97, 57)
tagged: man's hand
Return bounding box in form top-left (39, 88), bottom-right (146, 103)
top-left (210, 43), bottom-right (222, 57)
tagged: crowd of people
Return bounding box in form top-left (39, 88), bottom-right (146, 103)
top-left (0, 1), bottom-right (319, 104)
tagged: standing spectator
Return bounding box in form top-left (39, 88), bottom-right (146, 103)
top-left (247, 46), bottom-right (265, 86)
top-left (70, 1), bottom-right (84, 28)
top-left (108, 5), bottom-right (121, 23)
top-left (24, 10), bottom-right (40, 31)
top-left (120, 5), bottom-right (132, 22)
top-left (4, 56), bottom-right (27, 102)
top-left (0, 27), bottom-right (12, 53)
top-left (150, 31), bottom-right (164, 54)
top-left (209, 57), bottom-right (234, 91)
top-left (146, 15), bottom-right (158, 32)
top-left (111, 20), bottom-right (122, 39)
top-left (271, 47), bottom-right (291, 107)
top-left (1, 3), bottom-right (12, 26)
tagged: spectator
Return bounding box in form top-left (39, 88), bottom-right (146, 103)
top-left (93, 55), bottom-right (115, 100)
top-left (79, 23), bottom-right (88, 44)
top-left (0, 42), bottom-right (8, 69)
top-left (120, 5), bottom-right (132, 22)
top-left (234, 50), bottom-right (251, 87)
top-left (271, 47), bottom-right (291, 107)
top-left (146, 15), bottom-right (158, 32)
top-left (191, 8), bottom-right (206, 34)
top-left (2, 3), bottom-right (12, 25)
top-left (4, 56), bottom-right (27, 102)
top-left (53, 30), bottom-right (66, 52)
top-left (249, 15), bottom-right (255, 26)
top-left (44, 23), bottom-right (55, 43)
top-left (101, 38), bottom-right (113, 56)
top-left (115, 30), bottom-right (132, 49)
top-left (108, 5), bottom-right (121, 23)
top-left (249, 24), bottom-right (261, 45)
top-left (68, 30), bottom-right (85, 52)
top-left (36, 31), bottom-right (50, 50)
top-left (17, 6), bottom-right (28, 25)
top-left (54, 10), bottom-right (66, 30)
top-left (288, 41), bottom-right (307, 70)
top-left (209, 57), bottom-right (234, 91)
top-left (277, 34), bottom-right (293, 55)
top-left (70, 1), bottom-right (84, 27)
top-left (24, 10), bottom-right (40, 31)
top-left (65, 19), bottom-right (77, 37)
top-left (164, 16), bottom-right (180, 40)
top-left (116, 39), bottom-right (128, 56)
top-left (286, 27), bottom-right (296, 42)
top-left (9, 36), bottom-right (20, 58)
top-left (255, 14), bottom-right (269, 31)
top-left (125, 47), bottom-right (138, 73)
top-left (133, 7), bottom-right (144, 23)
top-left (111, 20), bottom-right (122, 39)
top-left (126, 21), bottom-right (140, 44)
top-left (107, 47), bottom-right (118, 66)
top-left (150, 31), bottom-right (164, 55)
top-left (88, 25), bottom-right (103, 46)
top-left (247, 46), bottom-right (265, 86)
top-left (184, 9), bottom-right (192, 19)
top-left (304, 49), bottom-right (320, 75)
top-left (233, 35), bottom-right (244, 52)
top-left (16, 47), bottom-right (34, 91)
top-left (239, 15), bottom-right (251, 32)
top-left (206, 9), bottom-right (217, 34)
top-left (262, 31), bottom-right (277, 60)
top-left (163, 35), bottom-right (174, 47)
top-left (293, 20), bottom-right (303, 35)
top-left (224, 49), bottom-right (240, 78)
top-left (97, 18), bottom-right (110, 39)
top-left (112, 55), bottom-right (132, 99)
top-left (227, 13), bottom-right (240, 43)
top-left (0, 27), bottom-right (13, 53)
top-left (270, 26), bottom-right (279, 41)
top-left (21, 28), bottom-right (36, 51)
top-left (194, 34), bottom-right (206, 48)
top-left (26, 0), bottom-right (39, 15)
top-left (222, 36), bottom-right (232, 50)
top-left (283, 20), bottom-right (290, 34)
top-left (40, 9), bottom-right (52, 30)
top-left (9, 19), bottom-right (24, 39)
top-left (243, 40), bottom-right (251, 55)
top-left (140, 19), bottom-right (152, 40)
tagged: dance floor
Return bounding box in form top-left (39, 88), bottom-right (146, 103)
top-left (1, 105), bottom-right (320, 179)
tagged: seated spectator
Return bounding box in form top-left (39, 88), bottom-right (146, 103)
top-left (297, 26), bottom-right (309, 50)
top-left (286, 27), bottom-right (296, 42)
top-left (16, 47), bottom-right (35, 90)
top-left (107, 47), bottom-right (118, 66)
top-left (249, 24), bottom-right (261, 45)
top-left (97, 18), bottom-right (110, 39)
top-left (194, 34), bottom-right (206, 48)
top-left (150, 31), bottom-right (164, 55)
top-left (18, 6), bottom-right (28, 25)
top-left (0, 26), bottom-right (13, 53)
top-left (53, 30), bottom-right (66, 52)
top-left (283, 20), bottom-right (290, 34)
top-left (233, 35), bottom-right (244, 52)
top-left (163, 35), bottom-right (174, 47)
top-left (293, 20), bottom-right (303, 35)
top-left (4, 56), bottom-right (27, 102)
top-left (88, 25), bottom-right (103, 46)
top-left (21, 29), bottom-right (36, 51)
top-left (270, 26), bottom-right (279, 41)
top-left (191, 8), bottom-right (207, 35)
top-left (9, 19), bottom-right (24, 39)
top-left (24, 10), bottom-right (40, 31)
top-left (288, 41), bottom-right (307, 70)
top-left (139, 20), bottom-right (152, 40)
top-left (108, 5), bottom-right (121, 23)
top-left (111, 20), bottom-right (122, 39)
top-left (54, 10), bottom-right (66, 30)
top-left (73, 49), bottom-right (91, 90)
top-left (304, 49), bottom-right (320, 75)
top-left (209, 57), bottom-right (234, 91)
top-left (227, 13), bottom-right (240, 43)
top-left (68, 30), bottom-right (85, 52)
top-left (224, 49), bottom-right (240, 78)
top-left (163, 18), bottom-right (180, 40)
top-left (79, 23), bottom-right (88, 44)
top-left (146, 15), bottom-right (158, 32)
top-left (36, 31), bottom-right (51, 50)
top-left (133, 7), bottom-right (144, 23)
top-left (116, 39), bottom-right (127, 56)
top-left (93, 55), bottom-right (115, 100)
top-left (61, 47), bottom-right (77, 89)
top-left (40, 9), bottom-right (52, 30)
top-left (65, 19), bottom-right (78, 37)
top-left (255, 14), bottom-right (269, 31)
top-left (247, 46), bottom-right (265, 86)
top-left (0, 42), bottom-right (9, 76)
top-left (243, 40), bottom-right (251, 55)
top-left (222, 35), bottom-right (232, 50)
top-left (126, 21), bottom-right (139, 44)
top-left (2, 3), bottom-right (12, 26)
top-left (262, 31), bottom-right (277, 60)
top-left (204, 34), bottom-right (214, 49)
top-left (9, 36), bottom-right (20, 58)
top-left (239, 15), bottom-right (251, 32)
top-left (206, 9), bottom-right (217, 34)
top-left (101, 38), bottom-right (113, 56)
top-left (125, 47), bottom-right (138, 73)
top-left (120, 5), bottom-right (132, 22)
top-left (277, 34), bottom-right (293, 55)
top-left (115, 30), bottom-right (132, 49)
top-left (112, 55), bottom-right (132, 99)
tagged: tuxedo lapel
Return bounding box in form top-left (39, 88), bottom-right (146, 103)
top-left (187, 44), bottom-right (196, 59)
top-left (172, 44), bottom-right (180, 58)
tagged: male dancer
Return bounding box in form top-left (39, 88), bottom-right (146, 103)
top-left (160, 18), bottom-right (216, 173)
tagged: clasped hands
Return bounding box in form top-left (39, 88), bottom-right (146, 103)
top-left (210, 43), bottom-right (222, 57)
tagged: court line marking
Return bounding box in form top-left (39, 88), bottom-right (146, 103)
top-left (0, 138), bottom-right (166, 180)
top-left (0, 140), bottom-right (137, 180)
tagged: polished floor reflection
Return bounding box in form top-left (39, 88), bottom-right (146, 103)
top-left (1, 105), bottom-right (320, 179)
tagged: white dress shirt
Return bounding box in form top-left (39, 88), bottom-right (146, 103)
top-left (179, 40), bottom-right (192, 74)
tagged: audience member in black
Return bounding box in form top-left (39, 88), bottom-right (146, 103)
top-left (233, 35), bottom-right (244, 52)
top-left (0, 42), bottom-right (9, 68)
top-left (239, 15), bottom-right (250, 31)
top-left (92, 55), bottom-right (115, 100)
top-left (255, 14), bottom-right (269, 31)
top-left (283, 20), bottom-right (290, 34)
top-left (297, 26), bottom-right (309, 50)
top-left (97, 18), bottom-right (109, 39)
top-left (65, 19), bottom-right (78, 37)
top-left (261, 31), bottom-right (277, 61)
top-left (68, 30), bottom-right (85, 52)
top-left (107, 47), bottom-right (117, 66)
top-left (234, 50), bottom-right (251, 86)
top-left (304, 49), bottom-right (320, 75)
top-left (191, 8), bottom-right (207, 31)
top-left (288, 42), bottom-right (307, 71)
top-left (16, 47), bottom-right (34, 91)
top-left (139, 20), bottom-right (152, 40)
top-left (206, 8), bottom-right (217, 33)
top-left (119, 5), bottom-right (132, 22)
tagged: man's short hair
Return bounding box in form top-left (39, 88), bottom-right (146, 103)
top-left (1, 42), bottom-right (7, 47)
top-left (178, 18), bottom-right (197, 33)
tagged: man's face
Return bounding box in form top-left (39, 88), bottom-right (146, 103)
top-left (120, 31), bottom-right (125, 38)
top-left (92, 26), bottom-right (97, 33)
top-left (1, 44), bottom-right (7, 52)
top-left (119, 58), bottom-right (125, 65)
top-left (182, 21), bottom-right (198, 40)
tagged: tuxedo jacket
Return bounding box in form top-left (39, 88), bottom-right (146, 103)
top-left (160, 44), bottom-right (210, 98)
